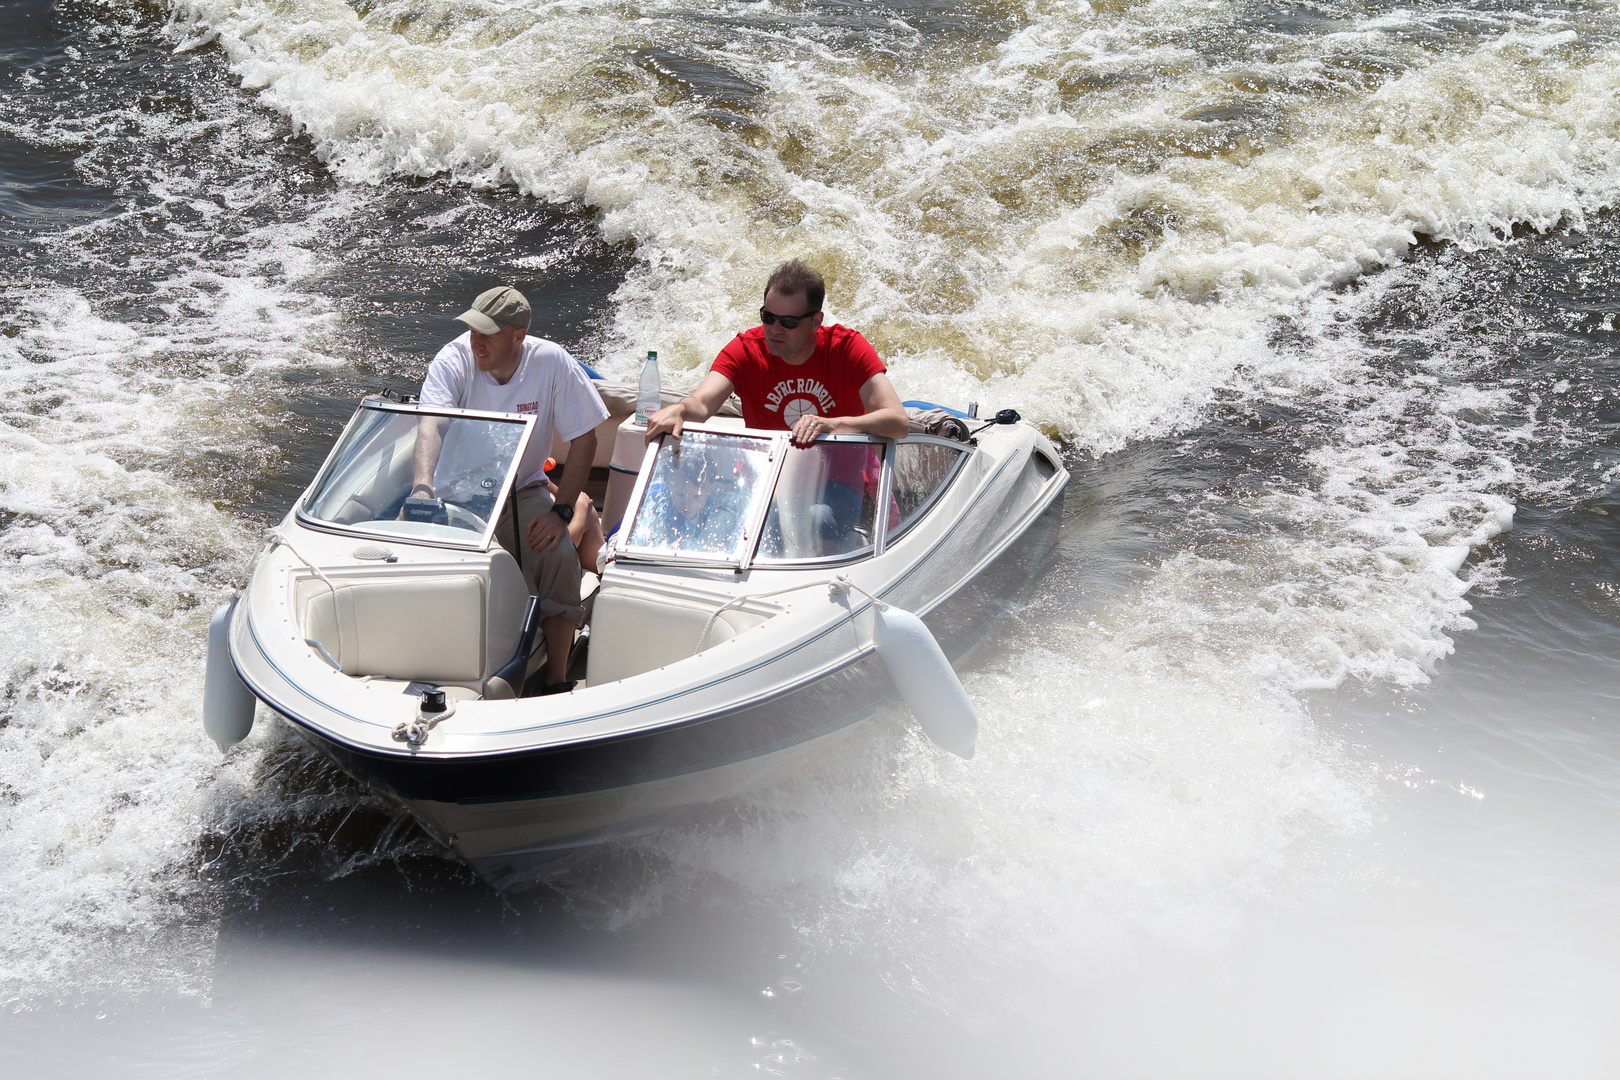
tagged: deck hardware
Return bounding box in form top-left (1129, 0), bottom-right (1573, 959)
top-left (393, 688), bottom-right (456, 747)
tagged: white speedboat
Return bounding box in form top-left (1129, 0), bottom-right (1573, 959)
top-left (205, 385), bottom-right (1066, 884)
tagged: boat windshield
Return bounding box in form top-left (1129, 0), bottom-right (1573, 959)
top-left (755, 439), bottom-right (887, 563)
top-left (623, 430), bottom-right (775, 562)
top-left (620, 430), bottom-right (890, 566)
top-left (299, 402), bottom-right (534, 549)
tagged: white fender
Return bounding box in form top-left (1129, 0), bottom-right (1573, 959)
top-left (204, 599), bottom-right (257, 751)
top-left (871, 605), bottom-right (978, 758)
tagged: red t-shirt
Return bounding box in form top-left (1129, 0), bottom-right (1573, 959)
top-left (712, 323), bottom-right (888, 499)
top-left (710, 323), bottom-right (887, 430)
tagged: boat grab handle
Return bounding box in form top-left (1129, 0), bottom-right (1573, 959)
top-left (304, 638), bottom-right (342, 671)
top-left (268, 528), bottom-right (345, 669)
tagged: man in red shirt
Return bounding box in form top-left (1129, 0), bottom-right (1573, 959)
top-left (644, 259), bottom-right (908, 446)
top-left (644, 261), bottom-right (908, 553)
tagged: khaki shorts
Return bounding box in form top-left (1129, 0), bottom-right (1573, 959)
top-left (494, 483), bottom-right (584, 624)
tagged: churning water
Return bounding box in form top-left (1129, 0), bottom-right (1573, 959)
top-left (2, 0), bottom-right (1619, 1074)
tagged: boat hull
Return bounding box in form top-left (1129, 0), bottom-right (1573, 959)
top-left (269, 496), bottom-right (1064, 876)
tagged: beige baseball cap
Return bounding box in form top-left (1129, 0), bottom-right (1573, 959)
top-left (456, 286), bottom-right (531, 335)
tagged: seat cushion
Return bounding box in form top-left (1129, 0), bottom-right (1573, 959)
top-left (304, 575), bottom-right (485, 683)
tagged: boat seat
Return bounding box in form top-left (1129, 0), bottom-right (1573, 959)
top-left (303, 575), bottom-right (488, 683)
top-left (331, 495), bottom-right (381, 525)
top-left (328, 434), bottom-right (416, 525)
top-left (587, 585), bottom-right (771, 685)
top-left (298, 549), bottom-right (528, 689)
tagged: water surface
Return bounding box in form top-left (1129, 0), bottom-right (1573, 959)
top-left (2, 0), bottom-right (1619, 1073)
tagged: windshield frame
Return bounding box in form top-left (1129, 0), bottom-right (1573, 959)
top-left (294, 397), bottom-right (538, 552)
top-left (746, 432), bottom-right (895, 570)
top-left (614, 425), bottom-right (783, 569)
top-left (613, 425), bottom-right (970, 571)
top-left (876, 433), bottom-right (974, 553)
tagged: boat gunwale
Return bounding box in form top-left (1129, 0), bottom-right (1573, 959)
top-left (258, 496), bottom-right (1067, 807)
top-left (230, 424), bottom-right (1068, 761)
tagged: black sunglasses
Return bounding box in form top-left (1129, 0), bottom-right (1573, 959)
top-left (759, 307), bottom-right (819, 330)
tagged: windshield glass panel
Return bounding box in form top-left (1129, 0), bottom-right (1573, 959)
top-left (889, 441), bottom-right (965, 542)
top-left (757, 441), bottom-right (887, 562)
top-left (623, 431), bottom-right (774, 560)
top-left (301, 406), bottom-right (529, 546)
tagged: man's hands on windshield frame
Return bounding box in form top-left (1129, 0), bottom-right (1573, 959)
top-left (788, 374), bottom-right (908, 447)
top-left (790, 412), bottom-right (839, 447)
top-left (644, 400), bottom-right (689, 442)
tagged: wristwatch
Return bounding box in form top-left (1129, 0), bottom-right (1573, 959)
top-left (551, 502), bottom-right (575, 525)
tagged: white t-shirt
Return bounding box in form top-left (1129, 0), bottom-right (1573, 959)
top-left (421, 332), bottom-right (609, 488)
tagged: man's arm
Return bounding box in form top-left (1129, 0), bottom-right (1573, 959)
top-left (409, 416), bottom-right (449, 497)
top-left (645, 370), bottom-right (736, 443)
top-left (790, 372), bottom-right (909, 446)
top-left (410, 344), bottom-right (466, 496)
top-left (526, 428), bottom-right (597, 553)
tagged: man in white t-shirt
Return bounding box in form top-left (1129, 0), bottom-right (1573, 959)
top-left (413, 285), bottom-right (609, 694)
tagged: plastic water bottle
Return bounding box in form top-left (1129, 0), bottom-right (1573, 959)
top-left (637, 350), bottom-right (660, 425)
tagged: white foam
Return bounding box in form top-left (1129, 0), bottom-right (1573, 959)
top-left (0, 64), bottom-right (370, 992)
top-left (162, 0), bottom-right (1620, 444)
top-left (589, 631), bottom-right (1370, 1006)
top-left (7, 0), bottom-right (1595, 1000)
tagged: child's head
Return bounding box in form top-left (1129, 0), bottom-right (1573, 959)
top-left (668, 447), bottom-right (710, 518)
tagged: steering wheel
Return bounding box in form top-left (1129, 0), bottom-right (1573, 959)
top-left (442, 501), bottom-right (488, 532)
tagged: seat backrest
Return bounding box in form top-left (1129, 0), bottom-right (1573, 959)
top-left (303, 575), bottom-right (486, 683)
top-left (587, 585), bottom-right (770, 685)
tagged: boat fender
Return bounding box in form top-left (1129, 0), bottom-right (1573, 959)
top-left (204, 599), bottom-right (257, 752)
top-left (870, 604), bottom-right (978, 759)
top-left (827, 575), bottom-right (978, 758)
